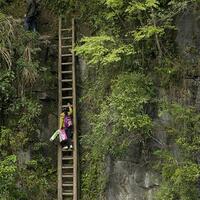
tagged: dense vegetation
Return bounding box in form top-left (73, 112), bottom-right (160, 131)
top-left (72, 0), bottom-right (199, 199)
top-left (0, 5), bottom-right (56, 200)
top-left (1, 0), bottom-right (200, 200)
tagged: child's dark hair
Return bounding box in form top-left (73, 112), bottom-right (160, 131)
top-left (63, 107), bottom-right (70, 115)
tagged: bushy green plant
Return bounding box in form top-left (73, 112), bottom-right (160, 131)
top-left (0, 70), bottom-right (15, 101)
top-left (75, 35), bottom-right (134, 67)
top-left (0, 0), bottom-right (7, 7)
top-left (155, 103), bottom-right (200, 200)
top-left (0, 12), bottom-right (56, 200)
top-left (43, 1), bottom-right (200, 199)
top-left (44, 0), bottom-right (77, 14)
top-left (81, 73), bottom-right (154, 199)
top-left (72, 1), bottom-right (200, 199)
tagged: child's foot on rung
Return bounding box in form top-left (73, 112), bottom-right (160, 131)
top-left (63, 146), bottom-right (68, 150)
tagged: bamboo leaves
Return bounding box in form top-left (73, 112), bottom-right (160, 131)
top-left (0, 13), bottom-right (15, 68)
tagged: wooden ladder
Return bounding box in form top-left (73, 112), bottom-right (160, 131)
top-left (58, 17), bottom-right (78, 200)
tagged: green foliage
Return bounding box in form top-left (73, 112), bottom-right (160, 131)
top-left (0, 70), bottom-right (14, 101)
top-left (155, 103), bottom-right (200, 200)
top-left (0, 97), bottom-right (55, 199)
top-left (81, 73), bottom-right (154, 199)
top-left (16, 57), bottom-right (40, 93)
top-left (0, 155), bottom-right (17, 200)
top-left (71, 0), bottom-right (200, 199)
top-left (0, 0), bottom-right (7, 7)
top-left (8, 97), bottom-right (41, 135)
top-left (0, 13), bottom-right (15, 67)
top-left (126, 0), bottom-right (159, 13)
top-left (0, 155), bottom-right (17, 186)
top-left (134, 25), bottom-right (164, 41)
top-left (110, 73), bottom-right (154, 131)
top-left (156, 160), bottom-right (200, 200)
top-left (76, 35), bottom-right (134, 67)
top-left (160, 103), bottom-right (200, 157)
top-left (41, 0), bottom-right (200, 199)
top-left (44, 0), bottom-right (77, 14)
top-left (0, 12), bottom-right (56, 200)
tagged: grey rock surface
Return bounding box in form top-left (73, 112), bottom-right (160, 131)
top-left (76, 6), bottom-right (200, 200)
top-left (106, 159), bottom-right (160, 200)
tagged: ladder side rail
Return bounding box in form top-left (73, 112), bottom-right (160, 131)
top-left (58, 17), bottom-right (63, 200)
top-left (72, 17), bottom-right (78, 200)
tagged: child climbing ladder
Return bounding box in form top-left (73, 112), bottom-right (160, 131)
top-left (50, 103), bottom-right (73, 150)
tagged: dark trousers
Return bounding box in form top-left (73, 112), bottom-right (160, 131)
top-left (60, 140), bottom-right (67, 148)
top-left (24, 16), bottom-right (36, 32)
top-left (65, 126), bottom-right (73, 147)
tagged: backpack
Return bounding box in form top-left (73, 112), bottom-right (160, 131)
top-left (64, 115), bottom-right (72, 128)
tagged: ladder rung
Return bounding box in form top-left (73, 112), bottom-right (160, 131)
top-left (63, 189), bottom-right (73, 192)
top-left (62, 88), bottom-right (73, 91)
top-left (62, 165), bottom-right (73, 169)
top-left (63, 193), bottom-right (73, 196)
top-left (61, 28), bottom-right (72, 31)
top-left (62, 96), bottom-right (73, 99)
top-left (62, 174), bottom-right (73, 178)
top-left (61, 79), bottom-right (72, 82)
top-left (62, 37), bottom-right (72, 40)
top-left (62, 183), bottom-right (73, 187)
top-left (63, 172), bottom-right (73, 175)
top-left (62, 62), bottom-right (73, 65)
top-left (62, 157), bottom-right (73, 160)
top-left (61, 45), bottom-right (72, 48)
top-left (62, 54), bottom-right (72, 57)
top-left (62, 146), bottom-right (73, 151)
top-left (62, 71), bottom-right (72, 74)
top-left (62, 193), bottom-right (73, 196)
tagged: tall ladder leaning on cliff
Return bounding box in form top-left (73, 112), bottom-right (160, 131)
top-left (58, 17), bottom-right (78, 200)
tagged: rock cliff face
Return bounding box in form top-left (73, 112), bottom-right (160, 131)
top-left (36, 36), bottom-right (58, 162)
top-left (106, 156), bottom-right (160, 200)
top-left (32, 6), bottom-right (200, 199)
top-left (17, 33), bottom-right (59, 166)
top-left (104, 8), bottom-right (200, 200)
top-left (3, 1), bottom-right (200, 198)
top-left (104, 123), bottom-right (161, 200)
top-left (29, 10), bottom-right (59, 162)
top-left (78, 7), bottom-right (200, 200)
